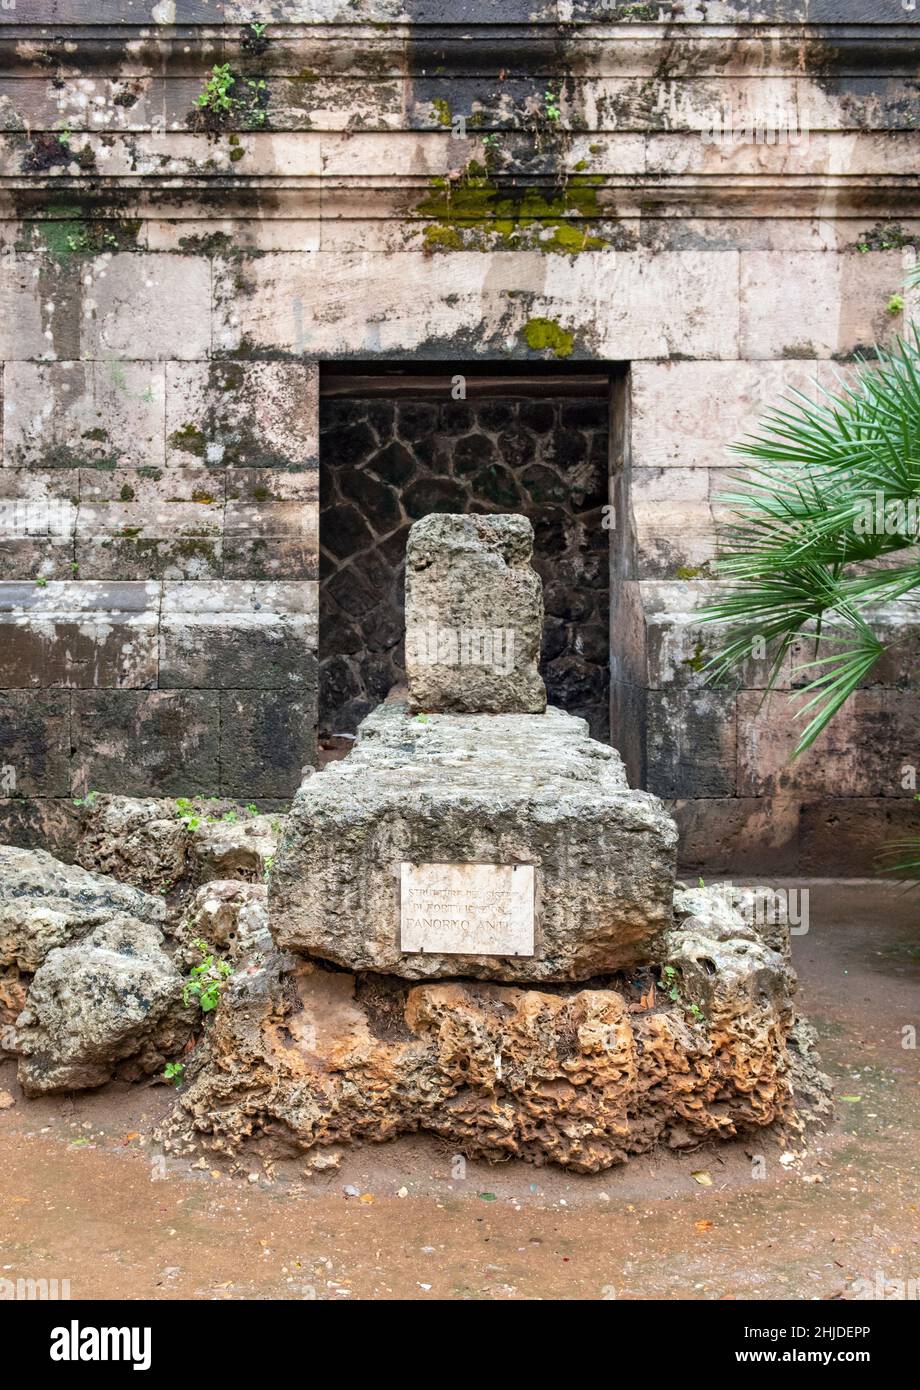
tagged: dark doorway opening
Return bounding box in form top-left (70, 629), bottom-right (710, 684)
top-left (319, 363), bottom-right (617, 746)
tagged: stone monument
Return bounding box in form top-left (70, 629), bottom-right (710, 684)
top-left (166, 514), bottom-right (829, 1172)
top-left (271, 513), bottom-right (676, 981)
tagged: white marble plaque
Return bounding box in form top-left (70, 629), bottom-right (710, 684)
top-left (400, 862), bottom-right (535, 957)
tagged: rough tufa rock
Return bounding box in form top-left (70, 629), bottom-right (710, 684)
top-left (75, 796), bottom-right (189, 893)
top-left (0, 844), bottom-right (167, 974)
top-left (405, 513), bottom-right (546, 714)
top-left (193, 816), bottom-right (280, 885)
top-left (270, 700), bottom-right (678, 982)
top-left (15, 915), bottom-right (193, 1096)
top-left (75, 796), bottom-right (283, 894)
top-left (162, 886), bottom-right (823, 1173)
top-left (177, 880), bottom-right (270, 966)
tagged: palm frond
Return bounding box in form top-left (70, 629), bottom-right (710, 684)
top-left (877, 822), bottom-right (920, 881)
top-left (701, 327), bottom-right (920, 756)
top-left (785, 622), bottom-right (886, 753)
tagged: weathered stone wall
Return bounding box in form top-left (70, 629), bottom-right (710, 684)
top-left (0, 1), bottom-right (917, 868)
top-left (320, 388), bottom-right (609, 739)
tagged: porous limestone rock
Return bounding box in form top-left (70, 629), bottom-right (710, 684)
top-left (163, 886), bottom-right (822, 1173)
top-left (76, 797), bottom-right (189, 893)
top-left (15, 915), bottom-right (193, 1096)
top-left (0, 844), bottom-right (166, 973)
top-left (76, 795), bottom-right (284, 894)
top-left (270, 700), bottom-right (678, 982)
top-left (193, 816), bottom-right (280, 884)
top-left (673, 880), bottom-right (793, 965)
top-left (177, 880), bottom-right (270, 966)
top-left (0, 968), bottom-right (26, 1051)
top-left (405, 513), bottom-right (546, 714)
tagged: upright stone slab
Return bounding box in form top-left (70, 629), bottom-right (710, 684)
top-left (405, 513), bottom-right (546, 714)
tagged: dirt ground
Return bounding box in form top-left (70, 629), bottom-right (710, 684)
top-left (1, 880), bottom-right (917, 1302)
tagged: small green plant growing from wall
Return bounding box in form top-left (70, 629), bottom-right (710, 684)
top-left (163, 1061), bottom-right (185, 1086)
top-left (197, 63), bottom-right (237, 117)
top-left (194, 64), bottom-right (269, 129)
top-left (542, 86), bottom-right (562, 123)
top-left (661, 963), bottom-right (681, 1002)
top-left (174, 797), bottom-right (203, 831)
top-left (174, 797), bottom-right (256, 830)
top-left (66, 228), bottom-right (118, 254)
top-left (661, 964), bottom-right (705, 1023)
top-left (183, 940), bottom-right (232, 1015)
top-left (242, 20), bottom-right (270, 55)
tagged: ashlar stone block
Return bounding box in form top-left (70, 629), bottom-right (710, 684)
top-left (404, 512), bottom-right (546, 714)
top-left (270, 700), bottom-right (678, 983)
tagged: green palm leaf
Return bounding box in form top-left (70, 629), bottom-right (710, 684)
top-left (702, 327), bottom-right (920, 757)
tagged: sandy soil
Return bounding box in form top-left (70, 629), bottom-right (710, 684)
top-left (0, 880), bottom-right (917, 1301)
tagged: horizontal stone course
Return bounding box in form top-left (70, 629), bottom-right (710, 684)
top-left (158, 580), bottom-right (317, 690)
top-left (0, 581), bottom-right (159, 689)
top-left (737, 688), bottom-right (920, 799)
top-left (165, 362), bottom-right (319, 471)
top-left (70, 689), bottom-right (220, 797)
top-left (219, 689), bottom-right (318, 797)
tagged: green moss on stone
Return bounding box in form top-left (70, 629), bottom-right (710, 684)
top-left (169, 424), bottom-right (207, 457)
top-left (418, 160), bottom-right (608, 255)
top-left (522, 318), bottom-right (575, 359)
top-left (432, 97), bottom-right (452, 128)
top-left (31, 210), bottom-right (141, 263)
top-left (852, 222), bottom-right (917, 253)
top-left (681, 637), bottom-right (708, 673)
top-left (422, 224), bottom-right (465, 253)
